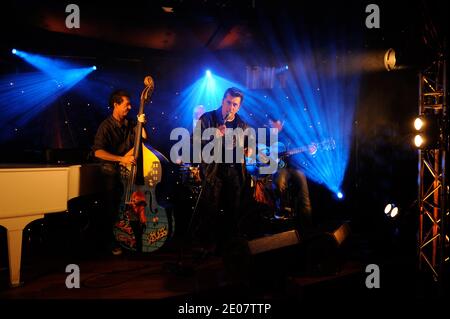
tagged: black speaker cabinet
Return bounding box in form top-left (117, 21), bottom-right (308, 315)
top-left (223, 222), bottom-right (351, 281)
top-left (223, 230), bottom-right (302, 283)
top-left (304, 222), bottom-right (351, 275)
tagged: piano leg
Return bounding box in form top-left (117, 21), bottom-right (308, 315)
top-left (2, 215), bottom-right (44, 287)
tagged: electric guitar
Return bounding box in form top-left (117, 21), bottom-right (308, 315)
top-left (246, 138), bottom-right (336, 170)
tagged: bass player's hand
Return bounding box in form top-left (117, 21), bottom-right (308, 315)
top-left (120, 155), bottom-right (136, 166)
top-left (137, 114), bottom-right (147, 124)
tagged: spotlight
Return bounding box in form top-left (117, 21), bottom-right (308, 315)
top-left (412, 114), bottom-right (441, 149)
top-left (384, 48), bottom-right (396, 71)
top-left (384, 203), bottom-right (393, 215)
top-left (390, 207), bottom-right (399, 218)
top-left (12, 48), bottom-right (17, 55)
top-left (414, 134), bottom-right (424, 148)
top-left (384, 46), bottom-right (438, 71)
top-left (206, 70), bottom-right (211, 77)
top-left (413, 117), bottom-right (424, 131)
top-left (384, 203), bottom-right (399, 218)
top-left (336, 191), bottom-right (343, 199)
top-left (92, 65), bottom-right (97, 70)
top-left (285, 65), bottom-right (289, 70)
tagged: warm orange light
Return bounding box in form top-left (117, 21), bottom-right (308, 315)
top-left (414, 134), bottom-right (424, 148)
top-left (414, 117), bottom-right (424, 131)
top-left (384, 48), bottom-right (396, 71)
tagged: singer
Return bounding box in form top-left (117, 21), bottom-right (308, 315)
top-left (92, 89), bottom-right (147, 256)
top-left (192, 87), bottom-right (252, 257)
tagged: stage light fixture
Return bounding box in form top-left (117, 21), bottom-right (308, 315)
top-left (12, 48), bottom-right (17, 55)
top-left (92, 65), bottom-right (97, 70)
top-left (384, 203), bottom-right (399, 218)
top-left (206, 70), bottom-right (212, 77)
top-left (414, 134), bottom-right (424, 148)
top-left (414, 117), bottom-right (424, 131)
top-left (384, 46), bottom-right (439, 72)
top-left (384, 48), bottom-right (396, 71)
top-left (412, 114), bottom-right (441, 149)
top-left (384, 203), bottom-right (393, 215)
top-left (336, 191), bottom-right (343, 199)
top-left (390, 206), bottom-right (399, 218)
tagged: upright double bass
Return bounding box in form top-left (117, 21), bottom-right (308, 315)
top-left (114, 76), bottom-right (173, 253)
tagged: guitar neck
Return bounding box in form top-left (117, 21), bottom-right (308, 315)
top-left (281, 139), bottom-right (334, 158)
top-left (283, 146), bottom-right (307, 157)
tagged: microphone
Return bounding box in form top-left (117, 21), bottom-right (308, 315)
top-left (222, 112), bottom-right (232, 125)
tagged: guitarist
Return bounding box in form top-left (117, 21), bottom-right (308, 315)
top-left (92, 89), bottom-right (147, 255)
top-left (266, 115), bottom-right (313, 233)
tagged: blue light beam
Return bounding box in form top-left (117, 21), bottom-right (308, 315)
top-left (0, 66), bottom-right (95, 136)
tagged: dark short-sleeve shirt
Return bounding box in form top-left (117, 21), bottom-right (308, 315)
top-left (92, 115), bottom-right (136, 163)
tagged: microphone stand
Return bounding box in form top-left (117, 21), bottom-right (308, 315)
top-left (165, 113), bottom-right (229, 276)
top-left (163, 170), bottom-right (209, 276)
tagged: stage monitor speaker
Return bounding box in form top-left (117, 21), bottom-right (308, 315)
top-left (305, 222), bottom-right (351, 275)
top-left (331, 222), bottom-right (351, 246)
top-left (223, 230), bottom-right (302, 282)
top-left (223, 223), bottom-right (351, 281)
top-left (247, 229), bottom-right (301, 255)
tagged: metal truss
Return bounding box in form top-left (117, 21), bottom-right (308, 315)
top-left (418, 57), bottom-right (448, 283)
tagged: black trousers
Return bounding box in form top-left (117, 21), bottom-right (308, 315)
top-left (98, 163), bottom-right (124, 250)
top-left (196, 166), bottom-right (245, 250)
top-left (274, 167), bottom-right (312, 232)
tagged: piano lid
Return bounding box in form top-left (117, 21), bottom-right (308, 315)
top-left (0, 163), bottom-right (104, 219)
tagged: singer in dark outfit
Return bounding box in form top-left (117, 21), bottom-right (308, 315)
top-left (193, 87), bottom-right (251, 256)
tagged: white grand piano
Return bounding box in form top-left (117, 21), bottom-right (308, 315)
top-left (0, 164), bottom-right (104, 287)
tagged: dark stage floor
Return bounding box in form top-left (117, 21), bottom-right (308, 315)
top-left (0, 224), bottom-right (437, 305)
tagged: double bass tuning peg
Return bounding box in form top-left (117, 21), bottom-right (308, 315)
top-left (142, 76), bottom-right (154, 102)
top-left (144, 76), bottom-right (154, 89)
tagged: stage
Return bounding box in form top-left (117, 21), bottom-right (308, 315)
top-left (0, 213), bottom-right (431, 303)
top-left (0, 0), bottom-right (449, 307)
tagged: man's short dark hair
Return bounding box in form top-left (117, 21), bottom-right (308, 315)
top-left (109, 90), bottom-right (130, 109)
top-left (223, 87), bottom-right (244, 104)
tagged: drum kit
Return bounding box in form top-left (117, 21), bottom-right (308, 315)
top-left (178, 163), bottom-right (202, 194)
top-left (177, 163), bottom-right (203, 214)
top-left (178, 151), bottom-right (296, 221)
